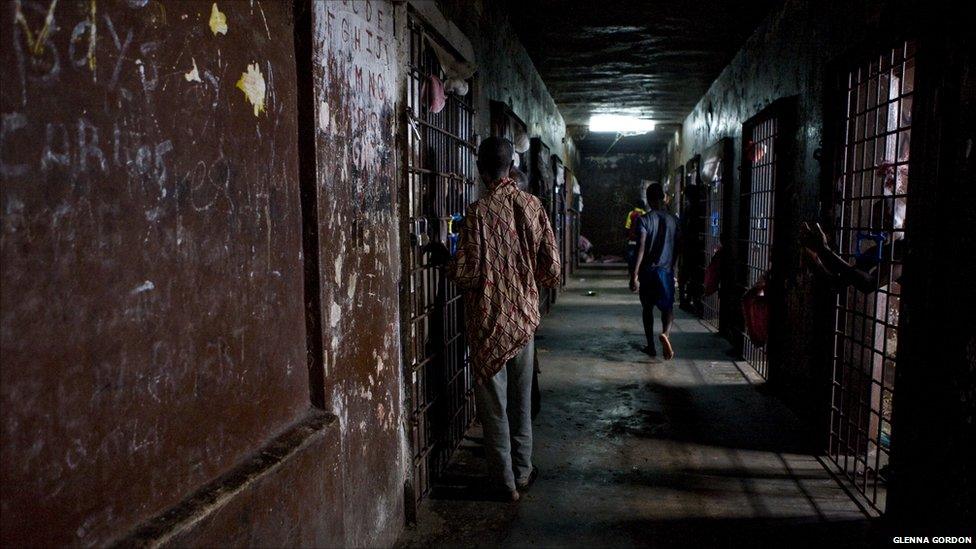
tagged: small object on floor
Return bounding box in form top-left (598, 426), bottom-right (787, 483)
top-left (516, 466), bottom-right (539, 492)
top-left (585, 290), bottom-right (598, 296)
top-left (641, 346), bottom-right (657, 357)
top-left (659, 334), bottom-right (675, 360)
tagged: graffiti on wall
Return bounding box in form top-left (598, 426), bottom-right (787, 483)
top-left (315, 0), bottom-right (396, 216)
top-left (1, 2), bottom-right (307, 546)
top-left (311, 1), bottom-right (404, 544)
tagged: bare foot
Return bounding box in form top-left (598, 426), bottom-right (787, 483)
top-left (659, 334), bottom-right (674, 360)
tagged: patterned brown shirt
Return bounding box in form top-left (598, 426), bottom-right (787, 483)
top-left (448, 178), bottom-right (561, 382)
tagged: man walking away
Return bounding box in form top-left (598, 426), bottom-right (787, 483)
top-left (630, 183), bottom-right (680, 359)
top-left (446, 137), bottom-right (561, 501)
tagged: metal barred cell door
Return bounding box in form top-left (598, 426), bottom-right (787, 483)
top-left (701, 185), bottom-right (722, 330)
top-left (698, 140), bottom-right (731, 331)
top-left (402, 13), bottom-right (477, 506)
top-left (552, 158), bottom-right (567, 287)
top-left (738, 113), bottom-right (778, 378)
top-left (683, 158), bottom-right (705, 314)
top-left (827, 39), bottom-right (916, 512)
top-left (530, 138), bottom-right (555, 314)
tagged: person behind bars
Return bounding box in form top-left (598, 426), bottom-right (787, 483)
top-left (624, 198), bottom-right (647, 280)
top-left (432, 137), bottom-right (561, 502)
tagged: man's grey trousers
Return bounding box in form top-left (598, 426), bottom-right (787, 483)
top-left (474, 338), bottom-right (534, 492)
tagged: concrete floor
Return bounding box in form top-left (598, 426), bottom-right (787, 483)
top-left (398, 267), bottom-right (872, 548)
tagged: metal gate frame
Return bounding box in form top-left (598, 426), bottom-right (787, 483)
top-left (737, 110), bottom-right (780, 378)
top-left (826, 38), bottom-right (917, 513)
top-left (565, 169), bottom-right (579, 275)
top-left (699, 139), bottom-right (732, 331)
top-left (552, 157), bottom-right (568, 288)
top-left (530, 138), bottom-right (555, 313)
top-left (682, 157), bottom-right (705, 314)
top-left (401, 11), bottom-right (477, 508)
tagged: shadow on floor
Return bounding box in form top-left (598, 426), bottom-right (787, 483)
top-left (399, 512), bottom-right (876, 548)
top-left (398, 268), bottom-right (871, 548)
top-left (536, 375), bottom-right (816, 453)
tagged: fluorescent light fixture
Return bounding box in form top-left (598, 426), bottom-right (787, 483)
top-left (588, 114), bottom-right (656, 134)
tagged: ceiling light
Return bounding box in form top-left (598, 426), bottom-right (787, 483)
top-left (588, 114), bottom-right (656, 134)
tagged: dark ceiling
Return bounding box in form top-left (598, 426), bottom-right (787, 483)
top-left (506, 0), bottom-right (781, 129)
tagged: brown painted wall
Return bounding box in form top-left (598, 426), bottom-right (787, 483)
top-left (155, 413), bottom-right (345, 548)
top-left (1, 2), bottom-right (308, 545)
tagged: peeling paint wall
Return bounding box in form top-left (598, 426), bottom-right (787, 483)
top-left (309, 1), bottom-right (405, 545)
top-left (0, 1), bottom-right (308, 545)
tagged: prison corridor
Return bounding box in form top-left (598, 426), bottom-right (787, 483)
top-left (398, 267), bottom-right (870, 548)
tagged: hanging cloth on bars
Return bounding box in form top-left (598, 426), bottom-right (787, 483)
top-left (742, 282), bottom-right (769, 347)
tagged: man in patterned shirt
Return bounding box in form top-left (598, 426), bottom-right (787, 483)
top-left (443, 137), bottom-right (561, 501)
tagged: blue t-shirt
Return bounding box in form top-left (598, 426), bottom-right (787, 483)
top-left (637, 210), bottom-right (680, 274)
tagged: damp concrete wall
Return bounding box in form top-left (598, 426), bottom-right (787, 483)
top-left (669, 0), bottom-right (903, 427)
top-left (668, 0), bottom-right (974, 528)
top-left (578, 153), bottom-right (662, 258)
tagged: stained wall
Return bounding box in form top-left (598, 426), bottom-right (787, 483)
top-left (308, 1), bottom-right (406, 545)
top-left (1, 2), bottom-right (309, 545)
top-left (433, 0), bottom-right (576, 170)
